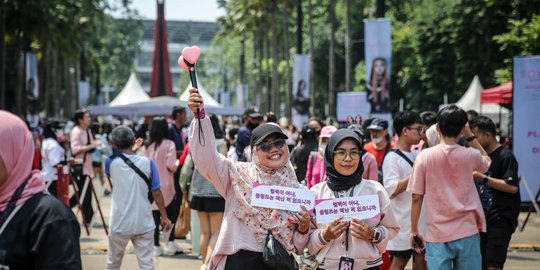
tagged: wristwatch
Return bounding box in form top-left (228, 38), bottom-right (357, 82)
top-left (482, 175), bottom-right (490, 184)
top-left (370, 227), bottom-right (381, 243)
top-left (466, 135), bottom-right (477, 142)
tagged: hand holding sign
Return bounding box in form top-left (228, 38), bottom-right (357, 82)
top-left (322, 217), bottom-right (349, 242)
top-left (349, 218), bottom-right (374, 241)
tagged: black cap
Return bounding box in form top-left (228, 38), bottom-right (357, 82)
top-left (243, 106), bottom-right (263, 118)
top-left (366, 118), bottom-right (389, 130)
top-left (347, 124), bottom-right (366, 138)
top-left (250, 123), bottom-right (288, 149)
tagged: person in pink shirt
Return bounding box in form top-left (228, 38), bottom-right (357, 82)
top-left (144, 117), bottom-right (180, 256)
top-left (187, 88), bottom-right (312, 270)
top-left (408, 105), bottom-right (491, 270)
top-left (70, 109), bottom-right (102, 223)
top-left (306, 125), bottom-right (337, 188)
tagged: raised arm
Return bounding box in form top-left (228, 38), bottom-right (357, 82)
top-left (187, 88), bottom-right (232, 197)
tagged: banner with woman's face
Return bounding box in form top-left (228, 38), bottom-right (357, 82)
top-left (364, 19), bottom-right (392, 114)
top-left (292, 54), bottom-right (311, 129)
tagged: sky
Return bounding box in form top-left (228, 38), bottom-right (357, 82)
top-left (125, 0), bottom-right (225, 22)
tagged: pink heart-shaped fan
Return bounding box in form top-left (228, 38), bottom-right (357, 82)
top-left (177, 56), bottom-right (189, 71)
top-left (182, 46), bottom-right (201, 65)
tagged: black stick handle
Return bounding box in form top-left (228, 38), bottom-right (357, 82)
top-left (187, 66), bottom-right (200, 119)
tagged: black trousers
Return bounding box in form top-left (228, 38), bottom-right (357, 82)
top-left (152, 186), bottom-right (181, 245)
top-left (69, 175), bottom-right (94, 223)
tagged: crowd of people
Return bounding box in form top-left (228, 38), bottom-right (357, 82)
top-left (0, 85), bottom-right (520, 270)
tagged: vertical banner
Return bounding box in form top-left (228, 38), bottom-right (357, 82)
top-left (364, 19), bottom-right (392, 114)
top-left (79, 81), bottom-right (90, 108)
top-left (513, 56), bottom-right (540, 201)
top-left (25, 53), bottom-right (39, 128)
top-left (235, 84), bottom-right (246, 108)
top-left (292, 54), bottom-right (310, 129)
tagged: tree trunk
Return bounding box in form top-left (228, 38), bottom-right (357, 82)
top-left (252, 29), bottom-right (258, 107)
top-left (284, 3), bottom-right (291, 119)
top-left (376, 0), bottom-right (385, 18)
top-left (329, 0), bottom-right (336, 117)
top-left (240, 35), bottom-right (245, 107)
top-left (296, 0), bottom-right (303, 54)
top-left (264, 19), bottom-right (271, 112)
top-left (271, 1), bottom-right (279, 114)
top-left (308, 0), bottom-right (315, 117)
top-left (345, 0), bottom-right (352, 92)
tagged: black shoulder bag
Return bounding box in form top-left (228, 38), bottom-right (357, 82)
top-left (117, 154), bottom-right (154, 203)
top-left (262, 229), bottom-right (297, 270)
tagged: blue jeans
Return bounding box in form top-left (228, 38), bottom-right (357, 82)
top-left (426, 233), bottom-right (482, 270)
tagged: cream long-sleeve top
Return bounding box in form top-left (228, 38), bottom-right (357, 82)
top-left (189, 116), bottom-right (310, 270)
top-left (308, 180), bottom-right (400, 270)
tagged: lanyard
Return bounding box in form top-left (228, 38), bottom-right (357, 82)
top-left (333, 186), bottom-right (356, 257)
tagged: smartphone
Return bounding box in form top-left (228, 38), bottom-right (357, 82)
top-left (413, 235), bottom-right (424, 249)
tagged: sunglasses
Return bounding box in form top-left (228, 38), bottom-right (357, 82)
top-left (257, 139), bottom-right (286, 152)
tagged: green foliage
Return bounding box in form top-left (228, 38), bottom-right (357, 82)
top-left (493, 14), bottom-right (540, 83)
top-left (205, 0), bottom-right (540, 115)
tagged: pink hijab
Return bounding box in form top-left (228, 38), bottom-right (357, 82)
top-left (0, 110), bottom-right (46, 211)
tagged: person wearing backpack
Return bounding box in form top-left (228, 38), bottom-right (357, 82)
top-left (105, 126), bottom-right (171, 270)
top-left (382, 111), bottom-right (427, 270)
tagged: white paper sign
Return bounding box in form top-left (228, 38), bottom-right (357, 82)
top-left (250, 184), bottom-right (316, 212)
top-left (315, 195), bottom-right (380, 224)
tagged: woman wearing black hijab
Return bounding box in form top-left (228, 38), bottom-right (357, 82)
top-left (306, 129), bottom-right (399, 270)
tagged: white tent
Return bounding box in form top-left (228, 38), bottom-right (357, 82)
top-left (109, 73), bottom-right (150, 106)
top-left (455, 75), bottom-right (510, 133)
top-left (179, 81), bottom-right (222, 107)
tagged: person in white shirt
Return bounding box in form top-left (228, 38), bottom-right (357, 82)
top-left (382, 111), bottom-right (427, 270)
top-left (41, 122), bottom-right (65, 196)
top-left (105, 126), bottom-right (171, 270)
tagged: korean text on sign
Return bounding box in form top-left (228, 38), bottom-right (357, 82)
top-left (315, 195), bottom-right (380, 224)
top-left (250, 184), bottom-right (316, 212)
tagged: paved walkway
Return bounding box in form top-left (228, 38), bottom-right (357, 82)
top-left (80, 180), bottom-right (540, 269)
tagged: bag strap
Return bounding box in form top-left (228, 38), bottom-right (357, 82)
top-left (118, 154), bottom-right (152, 191)
top-left (315, 244), bottom-right (332, 265)
top-left (393, 149), bottom-right (414, 167)
top-left (0, 175), bottom-right (31, 235)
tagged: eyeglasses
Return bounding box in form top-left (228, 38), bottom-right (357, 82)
top-left (333, 150), bottom-right (361, 161)
top-left (407, 126), bottom-right (424, 134)
top-left (257, 139), bottom-right (286, 152)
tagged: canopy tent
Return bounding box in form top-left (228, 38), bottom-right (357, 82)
top-left (90, 76), bottom-right (244, 116)
top-left (455, 75), bottom-right (510, 133)
top-left (109, 73), bottom-right (150, 106)
top-left (481, 82), bottom-right (512, 106)
top-left (90, 96), bottom-right (243, 116)
top-left (179, 81), bottom-right (222, 107)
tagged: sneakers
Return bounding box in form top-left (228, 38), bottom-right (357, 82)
top-left (153, 246), bottom-right (163, 257)
top-left (166, 241), bottom-right (184, 255)
top-left (200, 264), bottom-right (208, 270)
